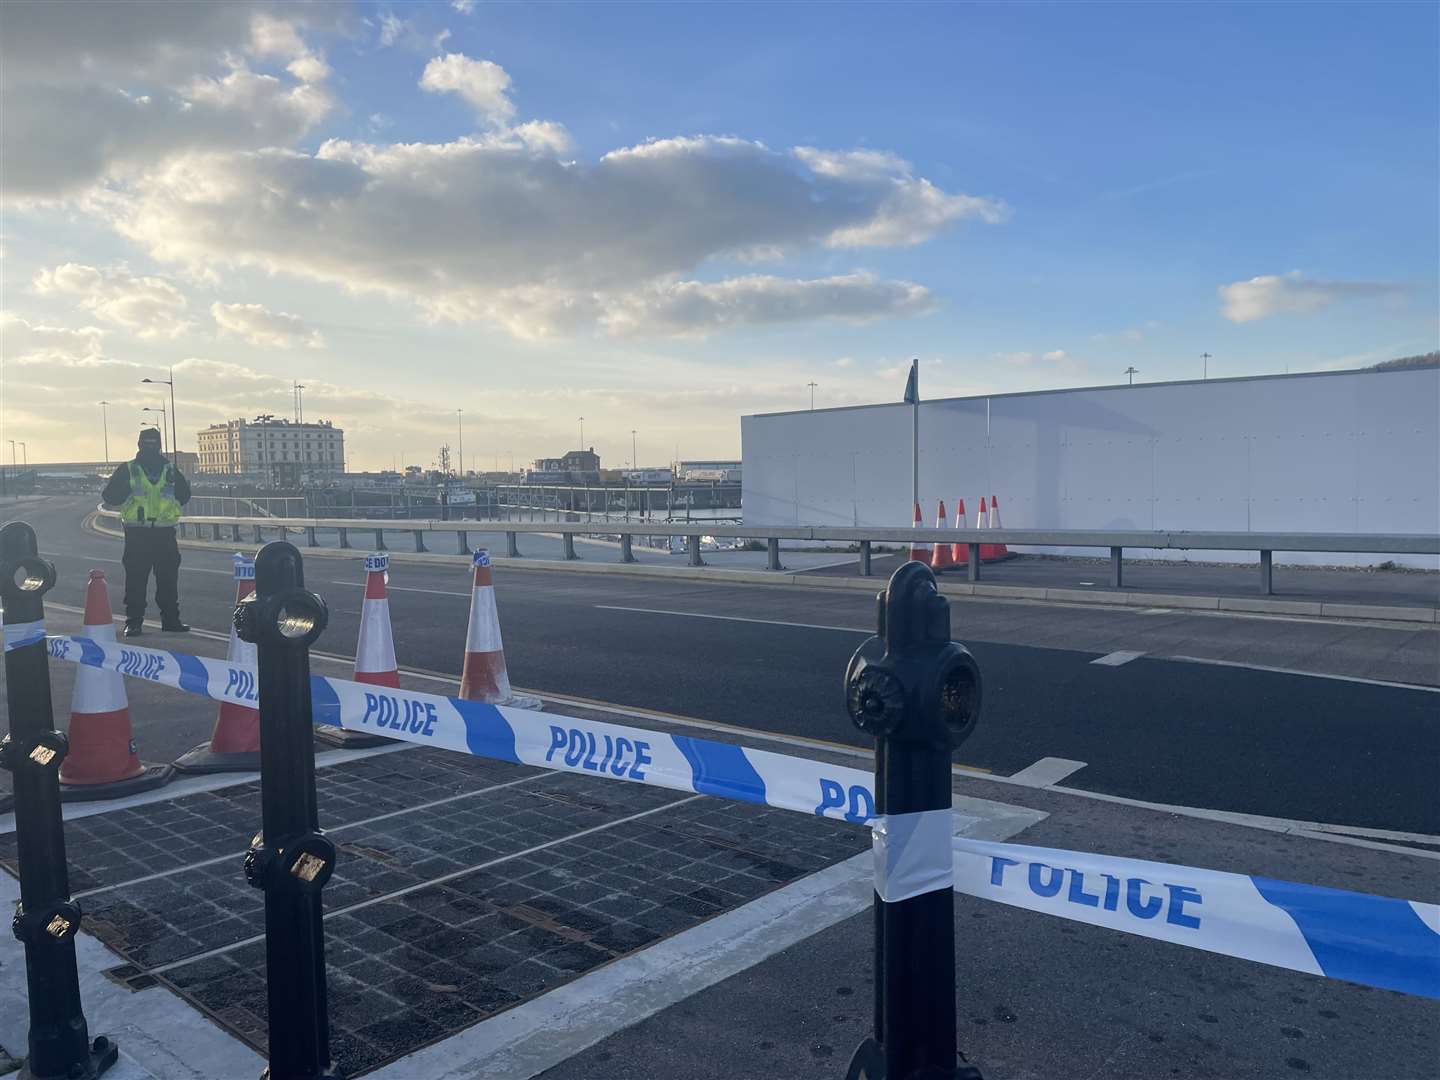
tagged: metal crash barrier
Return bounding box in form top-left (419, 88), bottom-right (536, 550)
top-left (4, 522), bottom-right (1439, 1079)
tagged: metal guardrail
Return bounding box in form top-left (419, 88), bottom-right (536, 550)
top-left (96, 505), bottom-right (1438, 595)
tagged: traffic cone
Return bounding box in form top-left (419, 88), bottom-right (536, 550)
top-left (930, 500), bottom-right (955, 571)
top-left (316, 552), bottom-right (399, 748)
top-left (950, 497), bottom-right (967, 565)
top-left (461, 550), bottom-right (541, 709)
top-left (907, 502), bottom-right (930, 563)
top-left (59, 569), bottom-right (173, 800)
top-left (355, 553), bottom-right (400, 687)
top-left (984, 494), bottom-right (1014, 562)
top-left (176, 555), bottom-right (261, 773)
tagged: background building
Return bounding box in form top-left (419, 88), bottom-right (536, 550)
top-left (678, 459), bottom-right (741, 483)
top-left (527, 448), bottom-right (601, 484)
top-left (196, 417), bottom-right (345, 484)
top-left (741, 366), bottom-right (1440, 568)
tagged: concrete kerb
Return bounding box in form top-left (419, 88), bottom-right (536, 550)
top-left (86, 513), bottom-right (1440, 625)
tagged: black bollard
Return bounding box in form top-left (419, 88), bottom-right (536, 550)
top-left (234, 542), bottom-right (341, 1080)
top-left (843, 561), bottom-right (984, 1080)
top-left (0, 522), bottom-right (118, 1080)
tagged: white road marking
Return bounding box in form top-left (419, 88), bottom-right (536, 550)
top-left (1077, 581), bottom-right (1097, 586)
top-left (1091, 650), bottom-right (1145, 666)
top-left (1166, 654), bottom-right (1440, 693)
top-left (596, 604), bottom-right (868, 634)
top-left (1007, 757), bottom-right (1088, 786)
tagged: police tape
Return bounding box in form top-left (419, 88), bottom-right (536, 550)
top-left (36, 631), bottom-right (1440, 1001)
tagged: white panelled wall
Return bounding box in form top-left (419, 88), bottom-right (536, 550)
top-left (741, 367), bottom-right (1440, 567)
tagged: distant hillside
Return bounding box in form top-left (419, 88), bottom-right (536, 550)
top-left (1372, 351), bottom-right (1439, 370)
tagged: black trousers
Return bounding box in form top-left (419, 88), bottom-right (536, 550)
top-left (122, 526), bottom-right (181, 622)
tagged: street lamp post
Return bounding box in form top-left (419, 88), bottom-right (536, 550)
top-left (141, 370), bottom-right (178, 458)
top-left (1202, 352), bottom-right (1212, 381)
top-left (99, 401), bottom-right (111, 465)
top-left (807, 381), bottom-right (818, 410)
top-left (1124, 366), bottom-right (1138, 385)
top-left (456, 409), bottom-right (464, 477)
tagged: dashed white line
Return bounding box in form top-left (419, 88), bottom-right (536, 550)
top-left (1007, 757), bottom-right (1088, 787)
top-left (1091, 650), bottom-right (1145, 666)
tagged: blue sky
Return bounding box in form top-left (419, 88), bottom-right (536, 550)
top-left (1, 1), bottom-right (1435, 468)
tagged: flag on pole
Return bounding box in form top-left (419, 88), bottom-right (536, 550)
top-left (903, 359), bottom-right (919, 403)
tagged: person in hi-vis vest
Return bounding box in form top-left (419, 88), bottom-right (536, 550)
top-left (101, 428), bottom-right (192, 637)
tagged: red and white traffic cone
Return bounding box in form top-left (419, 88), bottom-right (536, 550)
top-left (176, 554), bottom-right (262, 773)
top-left (317, 552), bottom-right (401, 748)
top-left (908, 502), bottom-right (930, 564)
top-left (59, 569), bottom-right (173, 800)
top-left (950, 497), bottom-right (967, 566)
top-left (460, 550), bottom-right (540, 709)
top-left (355, 553), bottom-right (400, 687)
top-left (984, 494), bottom-right (1014, 562)
top-left (930, 500), bottom-right (955, 571)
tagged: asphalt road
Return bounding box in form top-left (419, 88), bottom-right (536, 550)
top-left (4, 497), bottom-right (1438, 835)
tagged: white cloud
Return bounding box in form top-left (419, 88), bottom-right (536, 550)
top-left (109, 133), bottom-right (1000, 338)
top-left (0, 1), bottom-right (334, 199)
top-left (211, 302), bottom-right (324, 349)
top-left (597, 274), bottom-right (933, 338)
top-left (834, 357), bottom-right (855, 368)
top-left (451, 0), bottom-right (477, 12)
top-left (0, 313), bottom-right (108, 366)
top-left (33, 263), bottom-right (191, 339)
top-left (1042, 349), bottom-right (1067, 362)
top-left (378, 12), bottom-right (409, 47)
top-left (420, 53), bottom-right (516, 125)
top-left (1218, 272), bottom-right (1405, 323)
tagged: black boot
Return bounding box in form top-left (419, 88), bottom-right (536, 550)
top-left (123, 619), bottom-right (144, 638)
top-left (160, 615), bottom-right (190, 633)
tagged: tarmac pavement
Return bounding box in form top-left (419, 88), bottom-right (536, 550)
top-left (0, 497), bottom-right (1436, 1078)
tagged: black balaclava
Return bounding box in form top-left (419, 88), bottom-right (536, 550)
top-left (135, 428), bottom-right (166, 480)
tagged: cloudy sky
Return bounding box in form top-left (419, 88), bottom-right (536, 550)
top-left (1, 1), bottom-right (1435, 470)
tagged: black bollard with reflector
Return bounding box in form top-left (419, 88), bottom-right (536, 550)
top-left (234, 542), bottom-right (341, 1080)
top-left (843, 560), bottom-right (984, 1080)
top-left (0, 521), bottom-right (118, 1080)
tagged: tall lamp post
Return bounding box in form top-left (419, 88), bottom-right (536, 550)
top-left (98, 401), bottom-right (111, 465)
top-left (141, 369), bottom-right (177, 458)
top-left (1124, 366), bottom-right (1138, 385)
top-left (141, 408), bottom-right (168, 452)
top-left (456, 409), bottom-right (464, 477)
top-left (807, 381), bottom-right (818, 410)
top-left (1201, 352), bottom-right (1212, 381)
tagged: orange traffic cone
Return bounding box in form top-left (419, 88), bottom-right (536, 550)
top-left (984, 494), bottom-right (1014, 562)
top-left (908, 502), bottom-right (930, 564)
top-left (950, 497), bottom-right (967, 566)
top-left (355, 553), bottom-right (400, 687)
top-left (931, 500), bottom-right (955, 571)
top-left (317, 552), bottom-right (400, 748)
top-left (175, 555), bottom-right (261, 773)
top-left (60, 570), bottom-right (173, 800)
top-left (461, 550), bottom-right (541, 709)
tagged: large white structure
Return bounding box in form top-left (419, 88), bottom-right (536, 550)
top-left (196, 417), bottom-right (345, 481)
top-left (742, 367), bottom-right (1440, 566)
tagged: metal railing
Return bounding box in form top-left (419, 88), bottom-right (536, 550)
top-left (96, 506), bottom-right (1439, 595)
